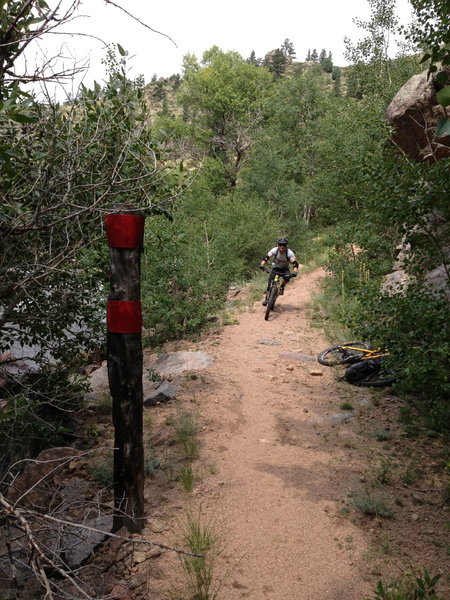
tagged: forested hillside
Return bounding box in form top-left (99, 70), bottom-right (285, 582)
top-left (1, 0), bottom-right (449, 471)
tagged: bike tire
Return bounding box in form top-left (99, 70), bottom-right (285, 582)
top-left (317, 341), bottom-right (372, 366)
top-left (264, 286), bottom-right (278, 321)
top-left (351, 368), bottom-right (397, 388)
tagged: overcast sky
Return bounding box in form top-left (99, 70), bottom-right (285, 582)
top-left (37, 0), bottom-right (415, 96)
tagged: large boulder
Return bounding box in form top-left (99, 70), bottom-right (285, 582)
top-left (383, 70), bottom-right (450, 296)
top-left (150, 351), bottom-right (214, 376)
top-left (386, 68), bottom-right (450, 162)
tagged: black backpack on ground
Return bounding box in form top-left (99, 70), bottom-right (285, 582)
top-left (344, 358), bottom-right (381, 385)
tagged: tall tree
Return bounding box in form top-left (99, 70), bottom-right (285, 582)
top-left (264, 48), bottom-right (289, 78)
top-left (281, 38), bottom-right (296, 59)
top-left (344, 0), bottom-right (400, 96)
top-left (179, 48), bottom-right (273, 188)
top-left (247, 50), bottom-right (261, 66)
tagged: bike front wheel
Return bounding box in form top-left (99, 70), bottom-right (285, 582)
top-left (317, 341), bottom-right (372, 366)
top-left (264, 286), bottom-right (278, 320)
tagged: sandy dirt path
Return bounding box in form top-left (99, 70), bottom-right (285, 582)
top-left (157, 267), bottom-right (374, 600)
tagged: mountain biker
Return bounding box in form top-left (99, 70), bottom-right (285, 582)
top-left (259, 237), bottom-right (299, 306)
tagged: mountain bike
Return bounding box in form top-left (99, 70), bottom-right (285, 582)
top-left (317, 341), bottom-right (397, 387)
top-left (261, 266), bottom-right (295, 321)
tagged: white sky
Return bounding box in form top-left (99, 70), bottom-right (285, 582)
top-left (34, 0), bottom-right (415, 96)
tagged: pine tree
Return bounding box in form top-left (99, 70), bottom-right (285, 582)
top-left (306, 49), bottom-right (311, 61)
top-left (263, 48), bottom-right (288, 78)
top-left (281, 38), bottom-right (296, 59)
top-left (319, 48), bottom-right (327, 63)
top-left (247, 50), bottom-right (260, 66)
top-left (311, 48), bottom-right (318, 62)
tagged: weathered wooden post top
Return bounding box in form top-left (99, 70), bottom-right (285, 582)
top-left (105, 212), bottom-right (145, 533)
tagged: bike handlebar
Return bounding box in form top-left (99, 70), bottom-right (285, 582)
top-left (260, 266), bottom-right (296, 278)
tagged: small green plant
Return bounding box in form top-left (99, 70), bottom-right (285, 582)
top-left (208, 463), bottom-right (217, 474)
top-left (401, 459), bottom-right (423, 485)
top-left (88, 424), bottom-right (100, 438)
top-left (178, 465), bottom-right (195, 492)
top-left (340, 402), bottom-right (354, 411)
top-left (375, 531), bottom-right (393, 555)
top-left (144, 455), bottom-right (161, 477)
top-left (353, 491), bottom-right (394, 517)
top-left (373, 429), bottom-right (392, 441)
top-left (174, 411), bottom-right (200, 459)
top-left (221, 312), bottom-right (238, 326)
top-left (170, 510), bottom-right (220, 600)
top-left (339, 507), bottom-right (351, 516)
top-left (370, 569), bottom-right (442, 600)
top-left (144, 413), bottom-right (154, 429)
top-left (87, 457), bottom-right (114, 487)
top-left (148, 370), bottom-right (161, 382)
top-left (375, 457), bottom-right (394, 486)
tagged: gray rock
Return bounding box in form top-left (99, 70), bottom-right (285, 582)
top-left (143, 381), bottom-right (179, 406)
top-left (61, 514), bottom-right (114, 569)
top-left (150, 351), bottom-right (214, 375)
top-left (83, 365), bottom-right (110, 406)
top-left (279, 352), bottom-right (315, 362)
top-left (129, 573), bottom-right (148, 589)
top-left (60, 478), bottom-right (90, 504)
top-left (386, 67), bottom-right (450, 162)
top-left (256, 339), bottom-right (282, 345)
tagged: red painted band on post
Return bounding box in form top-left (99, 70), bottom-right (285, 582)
top-left (105, 214), bottom-right (145, 248)
top-left (107, 300), bottom-right (143, 333)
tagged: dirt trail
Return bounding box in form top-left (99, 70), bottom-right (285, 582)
top-left (149, 268), bottom-right (377, 599)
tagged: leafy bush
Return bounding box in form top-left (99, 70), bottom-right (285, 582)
top-left (351, 284), bottom-right (450, 431)
top-left (0, 368), bottom-right (89, 475)
top-left (370, 570), bottom-right (442, 600)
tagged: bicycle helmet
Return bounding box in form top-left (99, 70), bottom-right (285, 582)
top-left (278, 237), bottom-right (288, 245)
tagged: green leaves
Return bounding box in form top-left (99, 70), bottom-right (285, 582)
top-left (8, 112), bottom-right (39, 123)
top-left (372, 569), bottom-right (442, 599)
top-left (436, 117), bottom-right (450, 136)
top-left (435, 71), bottom-right (449, 85)
top-left (436, 85), bottom-right (450, 107)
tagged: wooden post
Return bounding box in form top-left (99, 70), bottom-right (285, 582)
top-left (105, 213), bottom-right (145, 533)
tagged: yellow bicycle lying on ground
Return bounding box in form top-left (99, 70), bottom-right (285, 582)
top-left (317, 341), bottom-right (397, 387)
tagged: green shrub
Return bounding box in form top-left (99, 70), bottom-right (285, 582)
top-left (353, 491), bottom-right (394, 517)
top-left (370, 570), bottom-right (442, 600)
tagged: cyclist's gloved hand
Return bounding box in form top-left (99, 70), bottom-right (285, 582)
top-left (290, 272), bottom-right (297, 277)
top-left (259, 265), bottom-right (265, 270)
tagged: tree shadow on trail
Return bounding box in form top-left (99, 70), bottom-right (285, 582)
top-left (262, 303), bottom-right (298, 321)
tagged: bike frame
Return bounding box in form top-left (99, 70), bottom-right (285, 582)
top-left (340, 345), bottom-right (390, 361)
top-left (263, 267), bottom-right (290, 320)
